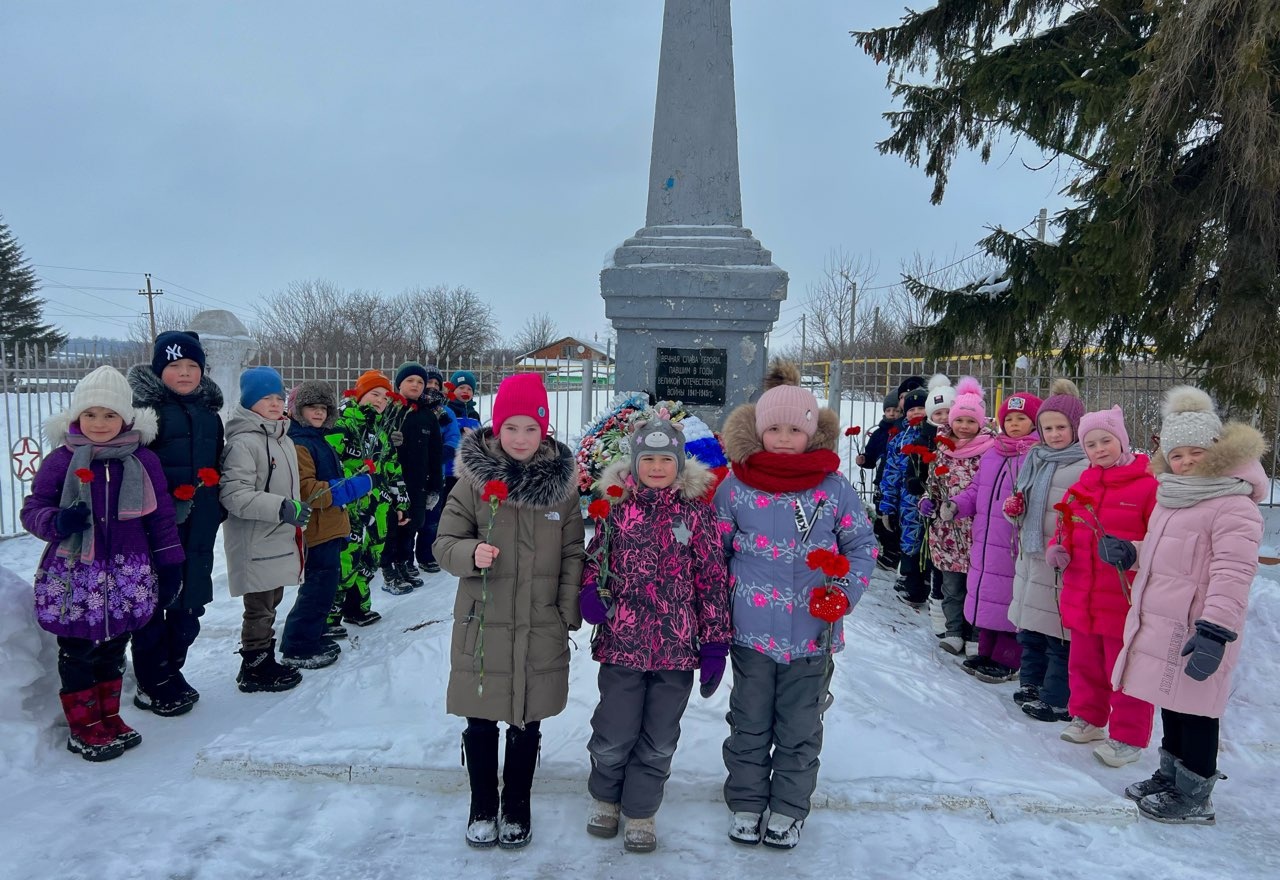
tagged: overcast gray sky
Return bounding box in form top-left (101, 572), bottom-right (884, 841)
top-left (2, 1), bottom-right (1066, 349)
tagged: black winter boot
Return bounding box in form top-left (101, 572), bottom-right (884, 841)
top-left (1125, 748), bottom-right (1178, 802)
top-left (237, 640), bottom-right (303, 693)
top-left (462, 723), bottom-right (500, 848)
top-left (1138, 759), bottom-right (1224, 825)
top-left (499, 724), bottom-right (540, 849)
top-left (396, 561), bottom-right (424, 588)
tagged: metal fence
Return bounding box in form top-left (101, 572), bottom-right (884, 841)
top-left (0, 341), bottom-right (616, 537)
top-left (3, 340), bottom-right (1276, 537)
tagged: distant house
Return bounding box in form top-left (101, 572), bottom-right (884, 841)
top-left (517, 336), bottom-right (613, 365)
top-left (516, 337), bottom-right (614, 389)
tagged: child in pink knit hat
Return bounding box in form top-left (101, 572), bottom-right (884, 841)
top-left (1046, 404), bottom-right (1157, 768)
top-left (432, 370), bottom-right (585, 849)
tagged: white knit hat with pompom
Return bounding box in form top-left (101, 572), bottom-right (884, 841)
top-left (1160, 386), bottom-right (1222, 451)
top-left (924, 373), bottom-right (955, 419)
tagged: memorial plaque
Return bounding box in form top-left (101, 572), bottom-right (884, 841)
top-left (654, 347), bottom-right (728, 406)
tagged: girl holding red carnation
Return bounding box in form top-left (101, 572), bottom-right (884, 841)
top-left (578, 418), bottom-right (730, 852)
top-left (433, 372), bottom-right (584, 851)
top-left (21, 366), bottom-right (184, 761)
top-left (920, 377), bottom-right (997, 654)
top-left (1044, 405), bottom-right (1157, 768)
top-left (713, 361), bottom-right (876, 849)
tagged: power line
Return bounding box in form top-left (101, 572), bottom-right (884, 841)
top-left (33, 263), bottom-right (141, 275)
top-left (151, 275), bottom-right (248, 312)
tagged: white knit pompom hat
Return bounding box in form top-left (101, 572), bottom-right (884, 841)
top-left (1160, 386), bottom-right (1222, 451)
top-left (924, 373), bottom-right (955, 419)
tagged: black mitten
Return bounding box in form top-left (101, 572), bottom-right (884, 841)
top-left (1180, 620), bottom-right (1237, 681)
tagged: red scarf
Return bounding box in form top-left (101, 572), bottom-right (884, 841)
top-left (731, 448), bottom-right (841, 493)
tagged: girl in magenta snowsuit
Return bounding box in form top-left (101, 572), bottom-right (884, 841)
top-left (579, 419), bottom-right (731, 852)
top-left (942, 391), bottom-right (1042, 683)
top-left (21, 366), bottom-right (184, 762)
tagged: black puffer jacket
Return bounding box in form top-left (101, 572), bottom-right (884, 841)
top-left (128, 364), bottom-right (225, 609)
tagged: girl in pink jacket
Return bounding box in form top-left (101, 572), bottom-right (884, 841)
top-left (1111, 388), bottom-right (1265, 825)
top-left (1045, 405), bottom-right (1157, 768)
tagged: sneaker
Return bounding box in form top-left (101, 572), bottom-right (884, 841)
top-left (1021, 699), bottom-right (1071, 723)
top-left (325, 623), bottom-right (349, 639)
top-left (343, 610), bottom-right (382, 627)
top-left (623, 815), bottom-right (657, 853)
top-left (762, 812), bottom-right (802, 850)
top-left (974, 661), bottom-right (1018, 684)
top-left (728, 811), bottom-right (763, 846)
top-left (396, 562), bottom-right (424, 588)
top-left (587, 799), bottom-right (620, 839)
top-left (939, 635), bottom-right (964, 655)
top-left (1013, 683), bottom-right (1040, 705)
top-left (893, 577), bottom-right (909, 594)
top-left (403, 561), bottom-right (423, 579)
top-left (281, 639), bottom-right (342, 669)
top-left (1060, 717), bottom-right (1107, 744)
top-left (423, 560), bottom-right (442, 574)
top-left (1094, 738), bottom-right (1143, 768)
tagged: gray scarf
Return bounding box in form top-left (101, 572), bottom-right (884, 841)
top-left (58, 430), bottom-right (157, 563)
top-left (1015, 443), bottom-right (1087, 553)
top-left (1156, 473), bottom-right (1254, 509)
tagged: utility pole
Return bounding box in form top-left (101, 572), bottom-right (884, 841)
top-left (848, 279), bottom-right (858, 362)
top-left (799, 313), bottom-right (806, 377)
top-left (1037, 207), bottom-right (1048, 242)
top-left (138, 273), bottom-right (163, 342)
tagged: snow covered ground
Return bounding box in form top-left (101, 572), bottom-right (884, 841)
top-left (2, 520), bottom-right (1279, 880)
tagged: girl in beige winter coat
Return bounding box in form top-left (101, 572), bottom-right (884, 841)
top-left (433, 372), bottom-right (584, 851)
top-left (220, 367), bottom-right (311, 694)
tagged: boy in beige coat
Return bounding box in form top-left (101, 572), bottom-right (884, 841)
top-left (220, 367), bottom-right (311, 693)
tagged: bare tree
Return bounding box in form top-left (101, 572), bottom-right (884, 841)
top-left (509, 312), bottom-right (560, 357)
top-left (253, 279), bottom-right (417, 358)
top-left (801, 249), bottom-right (879, 362)
top-left (397, 285), bottom-right (496, 365)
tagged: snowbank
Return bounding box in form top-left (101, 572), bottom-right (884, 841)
top-left (0, 561), bottom-right (60, 775)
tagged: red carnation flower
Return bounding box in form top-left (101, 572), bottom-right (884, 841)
top-left (197, 467), bottom-right (220, 487)
top-left (821, 554), bottom-right (851, 579)
top-left (888, 426), bottom-right (901, 437)
top-left (173, 484), bottom-right (196, 501)
top-left (587, 499), bottom-right (611, 520)
top-left (805, 548), bottom-right (834, 571)
top-left (844, 426), bottom-right (856, 437)
top-left (363, 458), bottom-right (378, 474)
top-left (444, 381), bottom-right (456, 392)
top-left (481, 480), bottom-right (509, 503)
top-left (606, 485), bottom-right (624, 499)
top-left (342, 389), bottom-right (358, 398)
top-left (1053, 502), bottom-right (1072, 516)
top-left (935, 465), bottom-right (951, 476)
top-left (920, 450), bottom-right (937, 464)
top-left (936, 436), bottom-right (957, 450)
top-left (74, 468), bottom-right (94, 484)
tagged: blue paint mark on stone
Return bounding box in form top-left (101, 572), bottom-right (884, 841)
top-left (664, 177), bottom-right (675, 190)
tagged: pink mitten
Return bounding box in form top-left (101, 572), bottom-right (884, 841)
top-left (1045, 544), bottom-right (1071, 570)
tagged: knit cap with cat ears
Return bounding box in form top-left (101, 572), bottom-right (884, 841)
top-left (630, 418), bottom-right (686, 480)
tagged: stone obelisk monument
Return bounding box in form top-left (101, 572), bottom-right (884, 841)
top-left (600, 0), bottom-right (788, 429)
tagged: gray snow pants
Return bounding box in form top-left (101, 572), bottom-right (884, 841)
top-left (722, 645), bottom-right (831, 820)
top-left (587, 664), bottom-right (694, 819)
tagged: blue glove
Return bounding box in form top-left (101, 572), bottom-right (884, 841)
top-left (579, 582), bottom-right (611, 625)
top-left (55, 502), bottom-right (91, 538)
top-left (329, 473), bottom-right (374, 508)
top-left (155, 564), bottom-right (183, 609)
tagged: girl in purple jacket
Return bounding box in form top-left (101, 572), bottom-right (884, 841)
top-left (21, 366), bottom-right (184, 762)
top-left (579, 418), bottom-right (730, 853)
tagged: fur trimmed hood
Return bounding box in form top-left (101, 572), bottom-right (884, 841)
top-left (720, 402), bottom-right (840, 463)
top-left (44, 406), bottom-right (159, 448)
top-left (127, 362), bottom-right (224, 412)
top-left (1153, 421), bottom-right (1270, 500)
top-left (597, 455), bottom-right (714, 502)
top-left (454, 427), bottom-right (578, 509)
top-left (289, 380), bottom-right (338, 429)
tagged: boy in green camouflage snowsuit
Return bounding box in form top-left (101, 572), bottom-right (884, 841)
top-left (325, 371), bottom-right (407, 630)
